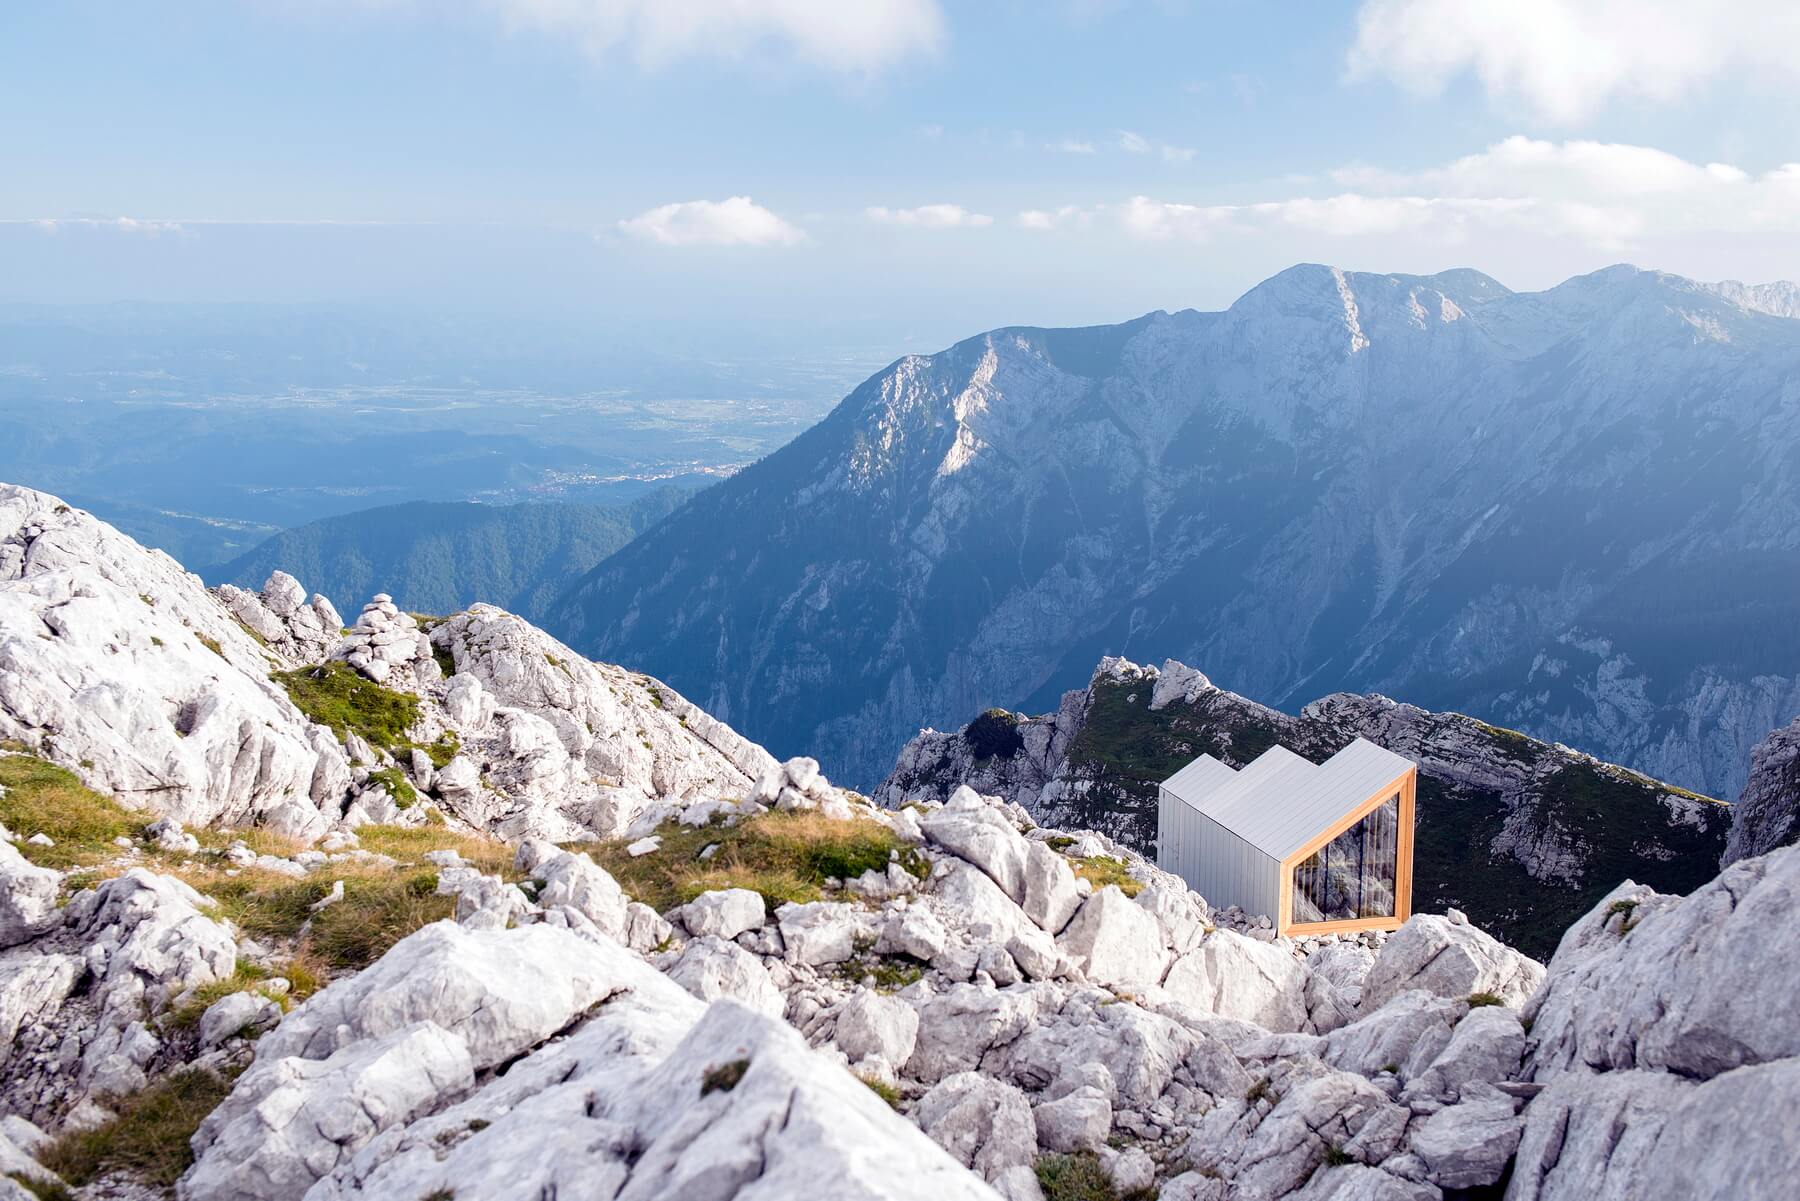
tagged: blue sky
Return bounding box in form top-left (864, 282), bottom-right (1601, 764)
top-left (5, 1), bottom-right (1799, 350)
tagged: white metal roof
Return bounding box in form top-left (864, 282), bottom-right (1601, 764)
top-left (1161, 737), bottom-right (1413, 862)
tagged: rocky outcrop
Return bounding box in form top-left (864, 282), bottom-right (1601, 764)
top-left (1722, 715), bottom-right (1800, 865)
top-left (881, 656), bottom-right (1732, 959)
top-left (0, 485), bottom-right (352, 836)
top-left (1503, 842), bottom-right (1800, 1200)
top-left (215, 570), bottom-right (342, 666)
top-left (185, 919), bottom-right (999, 1201)
top-left (418, 604), bottom-right (776, 840)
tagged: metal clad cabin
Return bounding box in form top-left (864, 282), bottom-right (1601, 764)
top-left (1157, 738), bottom-right (1417, 937)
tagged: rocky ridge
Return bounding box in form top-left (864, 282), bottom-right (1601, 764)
top-left (1720, 713), bottom-right (1800, 865)
top-left (880, 657), bottom-right (1731, 959)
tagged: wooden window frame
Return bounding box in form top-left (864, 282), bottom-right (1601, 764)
top-left (1275, 766), bottom-right (1416, 937)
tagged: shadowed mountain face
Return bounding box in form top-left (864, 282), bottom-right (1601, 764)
top-left (553, 263), bottom-right (1800, 795)
top-left (877, 657), bottom-right (1731, 960)
top-left (209, 491), bottom-right (687, 624)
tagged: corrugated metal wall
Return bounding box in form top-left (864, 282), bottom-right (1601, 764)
top-left (1158, 786), bottom-right (1279, 917)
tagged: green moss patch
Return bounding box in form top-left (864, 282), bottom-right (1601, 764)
top-left (1071, 855), bottom-right (1142, 897)
top-left (270, 661), bottom-right (421, 754)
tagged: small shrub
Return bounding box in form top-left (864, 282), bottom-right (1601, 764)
top-left (271, 661), bottom-right (421, 755)
top-left (1072, 855), bottom-right (1143, 898)
top-left (0, 755), bottom-right (150, 869)
top-left (1466, 992), bottom-right (1505, 1008)
top-left (1045, 835), bottom-right (1077, 851)
top-left (834, 952), bottom-right (927, 991)
top-left (700, 1059), bottom-right (749, 1096)
top-left (1245, 1077), bottom-right (1272, 1104)
top-left (1034, 1152), bottom-right (1120, 1201)
top-left (860, 1075), bottom-right (902, 1110)
top-left (39, 1069), bottom-right (237, 1188)
top-left (1606, 898), bottom-right (1641, 934)
top-left (422, 730), bottom-right (460, 769)
top-left (195, 634), bottom-right (225, 659)
top-left (963, 708), bottom-right (1024, 761)
top-left (150, 636), bottom-right (165, 647)
top-left (1323, 1144), bottom-right (1354, 1167)
top-left (9, 1174), bottom-right (73, 1201)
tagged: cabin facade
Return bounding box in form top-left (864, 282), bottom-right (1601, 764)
top-left (1156, 738), bottom-right (1417, 937)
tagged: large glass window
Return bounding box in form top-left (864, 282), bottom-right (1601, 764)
top-left (1291, 794), bottom-right (1399, 924)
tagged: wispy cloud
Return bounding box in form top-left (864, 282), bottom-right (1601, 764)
top-left (21, 217), bottom-right (187, 236)
top-left (1118, 130), bottom-right (1152, 155)
top-left (865, 204), bottom-right (994, 228)
top-left (1047, 139), bottom-right (1096, 154)
top-left (617, 196), bottom-right (805, 246)
top-left (491, 0), bottom-right (945, 74)
top-left (1350, 0), bottom-right (1800, 122)
top-left (1016, 206), bottom-right (1095, 231)
top-left (1118, 130), bottom-right (1194, 164)
top-left (1118, 136), bottom-right (1800, 247)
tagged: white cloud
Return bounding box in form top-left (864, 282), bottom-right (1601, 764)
top-left (865, 204), bottom-right (993, 228)
top-left (1048, 139), bottom-right (1096, 154)
top-left (1118, 130), bottom-right (1193, 163)
top-left (1016, 205), bottom-right (1094, 231)
top-left (491, 0), bottom-right (944, 73)
top-left (1160, 144), bottom-right (1195, 165)
top-left (1118, 136), bottom-right (1800, 250)
top-left (1349, 0), bottom-right (1800, 122)
top-left (1118, 130), bottom-right (1152, 154)
top-left (23, 217), bottom-right (186, 235)
top-left (617, 196), bottom-right (804, 246)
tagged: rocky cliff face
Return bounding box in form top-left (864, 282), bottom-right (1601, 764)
top-left (1721, 714), bottom-right (1800, 865)
top-left (0, 484), bottom-right (772, 846)
top-left (879, 658), bottom-right (1730, 959)
top-left (553, 264), bottom-right (1800, 799)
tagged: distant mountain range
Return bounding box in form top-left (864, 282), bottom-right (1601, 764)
top-left (553, 263), bottom-right (1800, 797)
top-left (208, 491), bottom-right (687, 623)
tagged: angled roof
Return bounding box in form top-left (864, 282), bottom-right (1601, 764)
top-left (1162, 737), bottom-right (1414, 862)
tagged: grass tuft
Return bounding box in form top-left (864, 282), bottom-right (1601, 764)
top-left (859, 1075), bottom-right (902, 1110)
top-left (39, 1069), bottom-right (237, 1189)
top-left (1035, 1152), bottom-right (1134, 1201)
top-left (1071, 855), bottom-right (1143, 898)
top-left (0, 755), bottom-right (150, 869)
top-left (700, 1059), bottom-right (749, 1097)
top-left (1465, 991), bottom-right (1505, 1008)
top-left (591, 810), bottom-right (914, 913)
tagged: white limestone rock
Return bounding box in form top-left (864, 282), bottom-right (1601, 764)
top-left (1526, 843), bottom-right (1800, 1081)
top-left (1323, 990), bottom-right (1463, 1085)
top-left (1032, 1086), bottom-right (1111, 1153)
top-left (254, 921), bottom-right (667, 1070)
top-left (665, 936), bottom-right (785, 1019)
top-left (0, 485), bottom-right (348, 835)
top-left (1404, 1004), bottom-right (1525, 1104)
top-left (1359, 913), bottom-right (1544, 1013)
top-left (776, 900), bottom-right (872, 967)
top-left (425, 605), bottom-right (776, 840)
top-left (1162, 928), bottom-right (1311, 1032)
top-left (1407, 1091), bottom-right (1520, 1190)
top-left (0, 843), bottom-right (58, 949)
top-left (197, 990), bottom-right (283, 1050)
top-left (914, 1071), bottom-right (1038, 1183)
top-left (835, 988), bottom-right (922, 1067)
top-left (183, 1022), bottom-right (475, 1201)
top-left (920, 788), bottom-right (1033, 905)
top-left (677, 887), bottom-right (766, 941)
top-left (1055, 886), bottom-right (1168, 993)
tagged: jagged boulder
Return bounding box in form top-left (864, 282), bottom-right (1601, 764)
top-left (1056, 886), bottom-right (1168, 993)
top-left (1359, 912), bottom-right (1544, 1013)
top-left (215, 571), bottom-right (342, 666)
top-left (1723, 715), bottom-right (1800, 864)
top-left (0, 844), bottom-right (58, 949)
top-left (1162, 928), bottom-right (1311, 1032)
